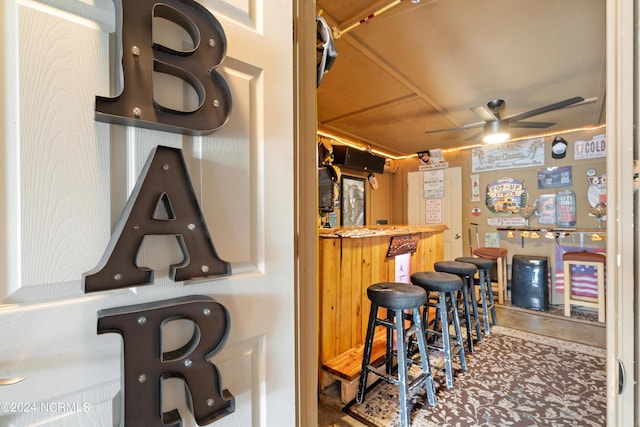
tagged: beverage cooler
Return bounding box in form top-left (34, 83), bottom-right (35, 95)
top-left (511, 255), bottom-right (550, 311)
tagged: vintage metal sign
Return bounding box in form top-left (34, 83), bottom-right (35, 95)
top-left (537, 166), bottom-right (573, 189)
top-left (472, 138), bottom-right (545, 172)
top-left (574, 134), bottom-right (606, 160)
top-left (386, 234), bottom-right (420, 258)
top-left (484, 177), bottom-right (529, 215)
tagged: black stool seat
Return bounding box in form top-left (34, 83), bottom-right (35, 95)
top-left (367, 282), bottom-right (428, 309)
top-left (434, 260), bottom-right (477, 276)
top-left (411, 271), bottom-right (463, 293)
top-left (455, 256), bottom-right (494, 270)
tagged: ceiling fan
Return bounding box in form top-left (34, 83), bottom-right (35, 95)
top-left (425, 96), bottom-right (586, 143)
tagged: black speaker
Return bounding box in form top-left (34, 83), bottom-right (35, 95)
top-left (511, 255), bottom-right (549, 311)
top-left (332, 146), bottom-right (385, 174)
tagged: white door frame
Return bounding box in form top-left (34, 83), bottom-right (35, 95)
top-left (605, 0), bottom-right (635, 423)
top-left (296, 0), bottom-right (637, 424)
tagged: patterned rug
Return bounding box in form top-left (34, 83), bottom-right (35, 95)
top-left (344, 326), bottom-right (606, 426)
top-left (500, 301), bottom-right (601, 324)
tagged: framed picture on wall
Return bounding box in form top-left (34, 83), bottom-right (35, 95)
top-left (341, 175), bottom-right (366, 226)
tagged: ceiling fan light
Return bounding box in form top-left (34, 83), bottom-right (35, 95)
top-left (483, 121), bottom-right (510, 144)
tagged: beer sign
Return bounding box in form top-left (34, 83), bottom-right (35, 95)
top-left (574, 134), bottom-right (606, 160)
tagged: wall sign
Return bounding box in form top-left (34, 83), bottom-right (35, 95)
top-left (95, 0), bottom-right (232, 135)
top-left (484, 177), bottom-right (529, 215)
top-left (586, 169), bottom-right (607, 207)
top-left (537, 166), bottom-right (573, 189)
top-left (470, 174), bottom-right (481, 202)
top-left (422, 169), bottom-right (445, 198)
top-left (574, 134), bottom-right (606, 160)
top-left (472, 138), bottom-right (544, 172)
top-left (425, 198), bottom-right (442, 224)
top-left (386, 234), bottom-right (420, 258)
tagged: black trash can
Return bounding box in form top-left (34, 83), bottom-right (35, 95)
top-left (511, 255), bottom-right (549, 311)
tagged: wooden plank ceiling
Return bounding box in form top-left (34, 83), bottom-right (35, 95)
top-left (316, 0), bottom-right (606, 156)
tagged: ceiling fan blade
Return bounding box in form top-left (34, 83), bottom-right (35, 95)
top-left (424, 122), bottom-right (484, 134)
top-left (505, 96), bottom-right (585, 122)
top-left (465, 130), bottom-right (483, 141)
top-left (509, 121), bottom-right (555, 129)
top-left (471, 105), bottom-right (498, 121)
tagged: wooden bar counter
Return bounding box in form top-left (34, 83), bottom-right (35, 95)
top-left (317, 225), bottom-right (447, 389)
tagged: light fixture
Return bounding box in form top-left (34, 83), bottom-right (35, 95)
top-left (483, 121), bottom-right (510, 144)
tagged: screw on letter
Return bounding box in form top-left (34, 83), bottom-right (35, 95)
top-left (133, 107), bottom-right (142, 117)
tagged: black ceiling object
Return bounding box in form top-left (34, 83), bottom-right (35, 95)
top-left (424, 96), bottom-right (585, 136)
top-left (332, 146), bottom-right (386, 174)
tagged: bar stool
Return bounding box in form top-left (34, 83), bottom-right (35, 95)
top-left (473, 247), bottom-right (508, 305)
top-left (410, 272), bottom-right (467, 389)
top-left (455, 256), bottom-right (498, 335)
top-left (357, 282), bottom-right (436, 427)
top-left (563, 251), bottom-right (606, 322)
top-left (434, 261), bottom-right (481, 353)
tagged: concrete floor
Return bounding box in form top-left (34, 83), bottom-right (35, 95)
top-left (317, 304), bottom-right (606, 426)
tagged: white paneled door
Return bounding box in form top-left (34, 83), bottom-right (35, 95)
top-left (0, 0), bottom-right (294, 426)
top-left (407, 168), bottom-right (463, 261)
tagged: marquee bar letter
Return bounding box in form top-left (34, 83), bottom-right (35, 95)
top-left (82, 146), bottom-right (231, 292)
top-left (96, 0), bottom-right (231, 135)
top-left (98, 295), bottom-right (235, 426)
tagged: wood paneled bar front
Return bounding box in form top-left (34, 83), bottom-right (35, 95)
top-left (317, 225), bottom-right (447, 389)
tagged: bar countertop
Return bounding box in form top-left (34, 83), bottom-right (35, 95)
top-left (318, 224), bottom-right (448, 238)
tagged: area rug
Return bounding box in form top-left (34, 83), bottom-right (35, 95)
top-left (344, 326), bottom-right (606, 426)
top-left (500, 301), bottom-right (601, 324)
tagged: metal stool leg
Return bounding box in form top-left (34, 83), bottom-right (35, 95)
top-left (394, 308), bottom-right (411, 427)
top-left (484, 268), bottom-right (498, 326)
top-left (357, 302), bottom-right (378, 404)
top-left (411, 308), bottom-right (436, 406)
top-left (448, 291), bottom-right (467, 372)
top-left (459, 279), bottom-right (481, 353)
top-left (477, 269), bottom-right (491, 334)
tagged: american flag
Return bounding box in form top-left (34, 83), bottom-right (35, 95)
top-left (554, 246), bottom-right (606, 298)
